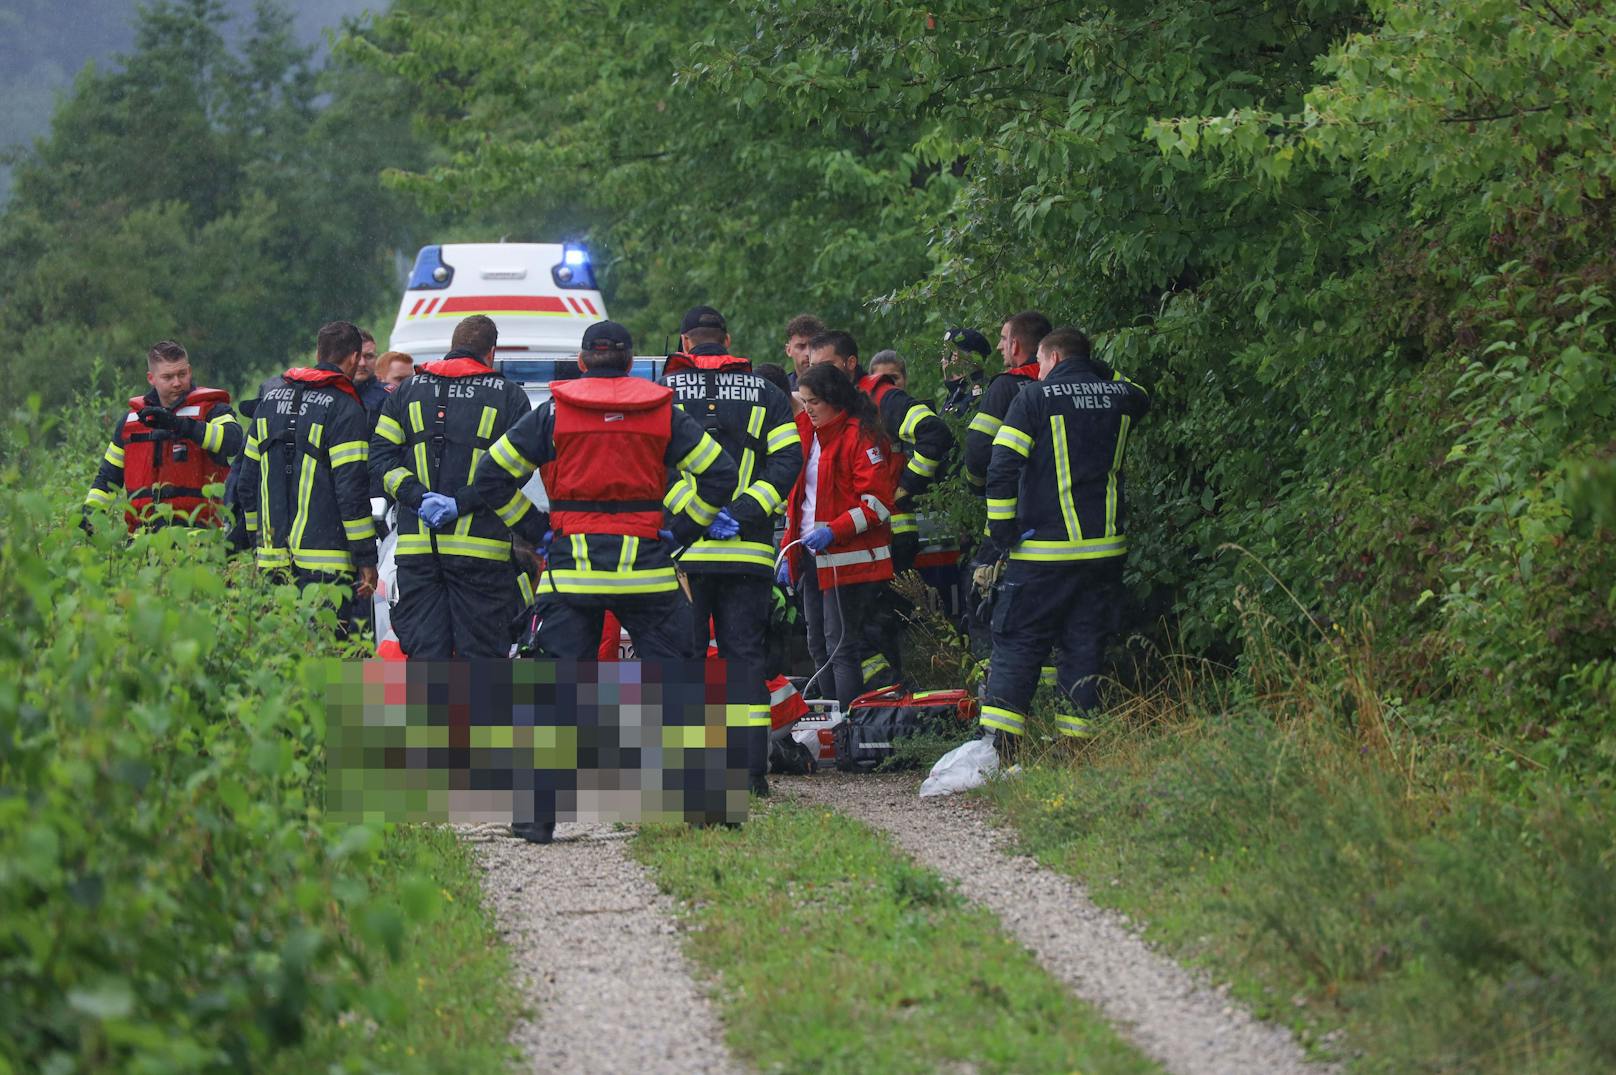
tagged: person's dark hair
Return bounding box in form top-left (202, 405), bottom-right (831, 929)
top-left (753, 362), bottom-right (791, 396)
top-left (580, 344), bottom-right (631, 372)
top-left (317, 320), bottom-right (363, 365)
top-left (682, 325), bottom-right (726, 348)
top-left (868, 349), bottom-right (905, 377)
top-left (358, 327), bottom-right (375, 345)
top-left (799, 363), bottom-right (887, 448)
top-left (147, 340), bottom-right (187, 370)
top-left (808, 330), bottom-right (858, 362)
top-left (786, 313), bottom-right (826, 341)
top-left (1039, 326), bottom-right (1091, 364)
top-left (1005, 310), bottom-right (1052, 357)
top-left (451, 314), bottom-right (499, 356)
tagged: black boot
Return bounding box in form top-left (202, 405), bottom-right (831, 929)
top-left (511, 821), bottom-right (555, 844)
top-left (748, 726), bottom-right (771, 797)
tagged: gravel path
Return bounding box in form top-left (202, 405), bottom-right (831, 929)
top-left (783, 772), bottom-right (1326, 1075)
top-left (458, 822), bottom-right (746, 1075)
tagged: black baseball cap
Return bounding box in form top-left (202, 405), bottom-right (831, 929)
top-left (680, 305), bottom-right (727, 334)
top-left (944, 326), bottom-right (990, 357)
top-left (582, 320), bottom-right (633, 352)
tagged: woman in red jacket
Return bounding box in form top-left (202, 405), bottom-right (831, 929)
top-left (780, 363), bottom-right (898, 708)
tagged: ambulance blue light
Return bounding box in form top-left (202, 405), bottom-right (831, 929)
top-left (564, 247), bottom-right (589, 266)
top-left (553, 243), bottom-right (596, 289)
top-left (408, 245), bottom-right (454, 290)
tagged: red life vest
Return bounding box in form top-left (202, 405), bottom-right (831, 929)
top-left (663, 351), bottom-right (752, 375)
top-left (119, 386), bottom-right (232, 530)
top-left (541, 376), bottom-right (673, 539)
top-left (857, 372), bottom-right (912, 485)
top-left (1006, 362), bottom-right (1040, 381)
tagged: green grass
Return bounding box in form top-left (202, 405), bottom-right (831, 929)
top-left (634, 800), bottom-right (1160, 1075)
top-left (268, 825), bottom-right (522, 1074)
top-left (981, 716), bottom-right (1616, 1073)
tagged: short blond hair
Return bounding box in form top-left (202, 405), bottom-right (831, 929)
top-left (376, 351), bottom-right (415, 378)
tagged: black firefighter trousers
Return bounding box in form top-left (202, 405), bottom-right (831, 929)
top-left (394, 554), bottom-right (522, 659)
top-left (685, 571), bottom-right (772, 781)
top-left (981, 557), bottom-right (1123, 741)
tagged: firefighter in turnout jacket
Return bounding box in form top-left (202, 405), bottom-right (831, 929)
top-left (662, 306), bottom-right (802, 795)
top-left (370, 315), bottom-right (533, 658)
top-left (807, 330), bottom-right (955, 689)
top-left (238, 321), bottom-right (378, 635)
top-left (981, 326), bottom-right (1149, 751)
top-left (472, 320), bottom-right (737, 661)
top-left (84, 340), bottom-right (243, 532)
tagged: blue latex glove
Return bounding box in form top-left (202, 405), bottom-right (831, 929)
top-left (707, 508), bottom-right (741, 540)
top-left (803, 525), bottom-right (835, 554)
top-left (537, 529), bottom-right (554, 559)
top-left (1015, 528), bottom-right (1036, 547)
top-left (419, 492), bottom-right (459, 530)
top-left (775, 557), bottom-right (792, 586)
top-left (657, 528), bottom-right (682, 553)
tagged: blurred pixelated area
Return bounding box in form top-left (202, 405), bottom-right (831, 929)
top-left (325, 660), bottom-right (747, 826)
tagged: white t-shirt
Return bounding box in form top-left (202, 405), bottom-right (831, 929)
top-left (800, 433), bottom-right (821, 539)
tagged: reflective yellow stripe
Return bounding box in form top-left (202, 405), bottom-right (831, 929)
top-left (986, 497), bottom-right (1018, 521)
top-left (676, 540), bottom-right (776, 568)
top-left (244, 511), bottom-right (258, 530)
top-left (1008, 537), bottom-right (1128, 562)
top-left (344, 517), bottom-right (375, 541)
top-left (891, 512), bottom-right (919, 535)
top-left (736, 406), bottom-right (765, 493)
top-left (570, 533), bottom-right (589, 565)
top-left (617, 535), bottom-right (638, 573)
top-left (745, 704), bottom-right (771, 729)
top-left (541, 567), bottom-right (680, 595)
top-left (1040, 666), bottom-right (1058, 687)
top-left (685, 492), bottom-right (719, 526)
top-left (408, 400), bottom-right (424, 433)
top-left (968, 412), bottom-right (1002, 437)
top-left (765, 422), bottom-right (797, 452)
top-left (898, 404), bottom-right (935, 443)
top-left (1051, 415), bottom-right (1083, 541)
top-left (993, 424), bottom-right (1033, 457)
top-left (742, 482), bottom-right (783, 516)
top-left (413, 442), bottom-right (430, 486)
top-left (664, 477), bottom-right (695, 515)
top-left (664, 723), bottom-right (714, 749)
top-left (256, 546), bottom-right (291, 569)
top-left (308, 422), bottom-right (324, 449)
top-left (676, 433), bottom-right (722, 474)
top-left (200, 416), bottom-right (227, 454)
top-left (289, 454), bottom-right (317, 550)
top-left (244, 438), bottom-right (262, 462)
top-left (85, 486), bottom-right (115, 507)
top-left (376, 414), bottom-right (405, 445)
top-left (489, 435), bottom-right (531, 479)
top-left (103, 443), bottom-right (125, 467)
top-left (1056, 713), bottom-right (1097, 738)
top-left (980, 705), bottom-right (1025, 735)
top-left (907, 451), bottom-right (940, 478)
top-left (477, 405), bottom-right (497, 439)
top-left (1106, 413), bottom-right (1132, 537)
top-left (291, 547), bottom-right (355, 571)
top-left (328, 440), bottom-right (368, 469)
top-left (383, 467), bottom-right (412, 497)
top-left (861, 653), bottom-right (890, 679)
top-left (495, 489), bottom-right (531, 527)
top-left (431, 533), bottom-right (512, 561)
top-left (517, 571), bottom-right (534, 606)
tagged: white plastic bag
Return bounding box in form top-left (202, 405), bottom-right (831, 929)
top-left (919, 736), bottom-right (1000, 798)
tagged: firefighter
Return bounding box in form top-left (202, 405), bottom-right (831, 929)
top-left (807, 330), bottom-right (955, 690)
top-left (473, 320), bottom-right (737, 843)
top-left (238, 321), bottom-right (378, 637)
top-left (980, 325), bottom-right (1149, 756)
top-left (661, 306), bottom-right (803, 796)
top-left (370, 314), bottom-right (533, 658)
top-left (84, 340), bottom-right (243, 533)
top-left (963, 311), bottom-right (1051, 656)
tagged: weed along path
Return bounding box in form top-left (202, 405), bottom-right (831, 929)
top-left (457, 822), bottom-right (746, 1075)
top-left (784, 773), bottom-right (1324, 1075)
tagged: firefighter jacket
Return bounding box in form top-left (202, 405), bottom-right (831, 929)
top-left (371, 353), bottom-right (533, 563)
top-left (472, 369), bottom-right (737, 599)
top-left (858, 372), bottom-right (954, 539)
top-left (940, 371), bottom-right (984, 419)
top-left (239, 364), bottom-right (378, 573)
top-left (662, 346), bottom-right (802, 577)
top-left (85, 386), bottom-right (242, 530)
top-left (986, 356), bottom-right (1150, 563)
top-left (963, 363), bottom-right (1040, 492)
top-left (782, 408), bottom-right (897, 590)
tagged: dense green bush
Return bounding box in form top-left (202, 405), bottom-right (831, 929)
top-left (0, 402), bottom-right (433, 1073)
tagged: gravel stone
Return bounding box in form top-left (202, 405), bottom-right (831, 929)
top-left (783, 773), bottom-right (1330, 1075)
top-left (458, 822), bottom-right (746, 1075)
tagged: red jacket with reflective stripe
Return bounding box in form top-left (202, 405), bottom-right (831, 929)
top-left (541, 376), bottom-right (673, 540)
top-left (120, 386), bottom-right (232, 529)
top-left (782, 409), bottom-right (896, 589)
